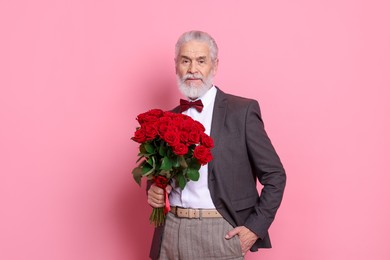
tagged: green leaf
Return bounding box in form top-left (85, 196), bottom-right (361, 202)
top-left (159, 145), bottom-right (166, 157)
top-left (177, 174), bottom-right (187, 190)
top-left (132, 166), bottom-right (143, 186)
top-left (166, 148), bottom-right (172, 157)
top-left (142, 164), bottom-right (154, 176)
top-left (188, 158), bottom-right (201, 170)
top-left (147, 157), bottom-right (154, 166)
top-left (187, 169), bottom-right (200, 181)
top-left (172, 156), bottom-right (180, 168)
top-left (145, 143), bottom-right (155, 154)
top-left (140, 143), bottom-right (148, 154)
top-left (160, 156), bottom-right (173, 171)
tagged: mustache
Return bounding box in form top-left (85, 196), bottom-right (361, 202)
top-left (182, 74), bottom-right (203, 80)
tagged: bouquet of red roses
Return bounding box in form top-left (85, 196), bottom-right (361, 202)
top-left (131, 109), bottom-right (213, 226)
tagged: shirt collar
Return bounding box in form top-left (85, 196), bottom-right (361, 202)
top-left (191, 85), bottom-right (217, 109)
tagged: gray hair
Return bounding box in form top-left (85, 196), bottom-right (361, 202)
top-left (175, 30), bottom-right (219, 62)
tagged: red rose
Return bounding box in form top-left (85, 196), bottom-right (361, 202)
top-left (172, 143), bottom-right (188, 155)
top-left (132, 128), bottom-right (146, 143)
top-left (136, 112), bottom-right (148, 124)
top-left (166, 124), bottom-right (179, 133)
top-left (200, 133), bottom-right (214, 148)
top-left (148, 109), bottom-right (164, 118)
top-left (173, 113), bottom-right (187, 120)
top-left (194, 145), bottom-right (213, 165)
top-left (181, 119), bottom-right (194, 132)
top-left (179, 131), bottom-right (189, 144)
top-left (159, 116), bottom-right (172, 125)
top-left (188, 130), bottom-right (200, 145)
top-left (163, 130), bottom-right (180, 147)
top-left (143, 122), bottom-right (158, 140)
top-left (171, 117), bottom-right (184, 128)
top-left (143, 115), bottom-right (159, 124)
top-left (157, 116), bottom-right (171, 136)
top-left (163, 111), bottom-right (177, 118)
top-left (193, 121), bottom-right (206, 132)
top-left (158, 123), bottom-right (168, 136)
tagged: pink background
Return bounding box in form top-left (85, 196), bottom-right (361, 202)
top-left (1, 1), bottom-right (389, 259)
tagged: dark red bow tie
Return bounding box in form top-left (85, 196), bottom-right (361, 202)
top-left (179, 99), bottom-right (204, 113)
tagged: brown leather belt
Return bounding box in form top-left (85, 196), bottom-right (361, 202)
top-left (170, 206), bottom-right (223, 219)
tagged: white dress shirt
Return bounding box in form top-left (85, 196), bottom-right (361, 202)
top-left (169, 86), bottom-right (217, 209)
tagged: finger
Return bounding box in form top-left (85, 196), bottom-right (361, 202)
top-left (148, 187), bottom-right (165, 199)
top-left (148, 201), bottom-right (164, 208)
top-left (225, 227), bottom-right (241, 239)
top-left (148, 194), bottom-right (164, 204)
top-left (150, 184), bottom-right (165, 195)
top-left (236, 227), bottom-right (258, 254)
top-left (241, 243), bottom-right (249, 254)
top-left (147, 195), bottom-right (165, 208)
top-left (147, 186), bottom-right (166, 207)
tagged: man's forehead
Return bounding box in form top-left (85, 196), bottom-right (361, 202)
top-left (179, 41), bottom-right (210, 57)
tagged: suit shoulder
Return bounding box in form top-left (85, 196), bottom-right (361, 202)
top-left (222, 92), bottom-right (260, 108)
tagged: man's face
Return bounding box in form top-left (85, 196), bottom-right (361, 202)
top-left (176, 40), bottom-right (218, 99)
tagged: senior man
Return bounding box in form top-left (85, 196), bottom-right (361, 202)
top-left (147, 30), bottom-right (286, 260)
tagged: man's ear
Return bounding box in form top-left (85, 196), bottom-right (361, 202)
top-left (212, 58), bottom-right (219, 76)
top-left (174, 58), bottom-right (178, 74)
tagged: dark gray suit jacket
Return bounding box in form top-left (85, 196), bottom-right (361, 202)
top-left (149, 87), bottom-right (286, 259)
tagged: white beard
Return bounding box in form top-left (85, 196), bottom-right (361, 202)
top-left (177, 73), bottom-right (213, 100)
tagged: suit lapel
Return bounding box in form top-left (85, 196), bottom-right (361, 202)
top-left (208, 87), bottom-right (227, 174)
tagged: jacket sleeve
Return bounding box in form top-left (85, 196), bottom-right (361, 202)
top-left (243, 100), bottom-right (286, 240)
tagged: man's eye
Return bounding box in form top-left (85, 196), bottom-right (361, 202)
top-left (182, 60), bottom-right (189, 64)
top-left (199, 60), bottom-right (205, 64)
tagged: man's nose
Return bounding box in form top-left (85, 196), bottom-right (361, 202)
top-left (188, 62), bottom-right (198, 73)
